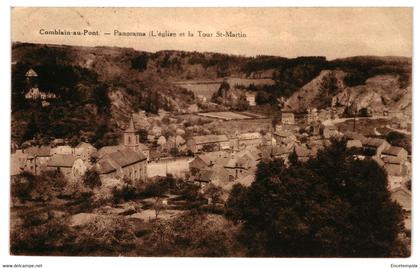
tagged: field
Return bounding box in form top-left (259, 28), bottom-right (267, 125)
top-left (174, 80), bottom-right (222, 99)
top-left (174, 77), bottom-right (276, 99)
top-left (335, 118), bottom-right (391, 136)
top-left (197, 111), bottom-right (252, 120)
top-left (226, 77), bottom-right (275, 88)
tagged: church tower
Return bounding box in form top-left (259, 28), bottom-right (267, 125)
top-left (123, 116), bottom-right (140, 151)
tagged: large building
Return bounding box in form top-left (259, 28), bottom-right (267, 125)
top-left (96, 148), bottom-right (148, 185)
top-left (281, 111), bottom-right (295, 125)
top-left (94, 116), bottom-right (149, 185)
top-left (187, 135), bottom-right (230, 153)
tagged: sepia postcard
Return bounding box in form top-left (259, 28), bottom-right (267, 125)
top-left (9, 7), bottom-right (412, 258)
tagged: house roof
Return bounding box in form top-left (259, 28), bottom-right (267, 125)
top-left (382, 156), bottom-right (403, 165)
top-left (382, 146), bottom-right (406, 157)
top-left (76, 142), bottom-right (96, 150)
top-left (343, 131), bottom-right (366, 141)
top-left (362, 138), bottom-right (389, 148)
top-left (196, 169), bottom-right (214, 182)
top-left (346, 140), bottom-right (363, 149)
top-left (47, 154), bottom-right (77, 167)
top-left (25, 68), bottom-right (38, 77)
top-left (95, 145), bottom-right (126, 159)
top-left (192, 135), bottom-right (228, 144)
top-left (26, 145), bottom-right (51, 157)
top-left (96, 148), bottom-right (147, 174)
top-left (237, 132), bottom-right (261, 140)
top-left (274, 130), bottom-right (293, 138)
top-left (194, 154), bottom-right (216, 166)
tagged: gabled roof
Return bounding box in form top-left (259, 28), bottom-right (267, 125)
top-left (25, 68), bottom-right (38, 77)
top-left (382, 156), bottom-right (403, 165)
top-left (96, 148), bottom-right (147, 174)
top-left (343, 131), bottom-right (366, 141)
top-left (274, 130), bottom-right (294, 138)
top-left (95, 145), bottom-right (126, 159)
top-left (382, 146), bottom-right (406, 157)
top-left (362, 138), bottom-right (389, 148)
top-left (237, 132), bottom-right (261, 140)
top-left (76, 142), bottom-right (96, 150)
top-left (196, 169), bottom-right (214, 182)
top-left (194, 154), bottom-right (216, 166)
top-left (47, 154), bottom-right (77, 167)
top-left (191, 135), bottom-right (229, 144)
top-left (26, 145), bottom-right (51, 157)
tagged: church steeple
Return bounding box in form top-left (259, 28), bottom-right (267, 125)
top-left (123, 115), bottom-right (139, 150)
top-left (127, 115), bottom-right (135, 133)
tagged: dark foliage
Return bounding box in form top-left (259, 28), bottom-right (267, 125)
top-left (226, 139), bottom-right (408, 257)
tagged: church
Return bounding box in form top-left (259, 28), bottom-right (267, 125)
top-left (95, 116), bottom-right (149, 185)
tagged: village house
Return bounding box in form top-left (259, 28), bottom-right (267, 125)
top-left (11, 149), bottom-right (30, 176)
top-left (273, 130), bottom-right (297, 146)
top-left (74, 142), bottom-right (98, 163)
top-left (381, 156), bottom-right (407, 177)
top-left (306, 108), bottom-right (319, 124)
top-left (322, 125), bottom-right (341, 139)
top-left (189, 154), bottom-right (217, 175)
top-left (245, 92), bottom-right (256, 106)
top-left (194, 168), bottom-right (230, 187)
top-left (228, 136), bottom-right (239, 152)
top-left (23, 145), bottom-right (52, 175)
top-left (223, 154), bottom-right (252, 181)
top-left (346, 139), bottom-right (363, 149)
top-left (260, 145), bottom-right (292, 161)
top-left (305, 122), bottom-right (321, 136)
top-left (237, 132), bottom-right (262, 149)
top-left (47, 154), bottom-right (87, 181)
top-left (343, 131), bottom-right (366, 142)
top-left (187, 134), bottom-right (230, 153)
top-left (96, 148), bottom-right (148, 186)
top-left (24, 69), bottom-right (57, 101)
top-left (51, 145), bottom-right (74, 155)
top-left (166, 135), bottom-right (187, 152)
top-left (381, 146), bottom-right (408, 162)
top-left (362, 138), bottom-right (391, 157)
top-left (262, 132), bottom-right (276, 146)
top-left (281, 111), bottom-right (295, 125)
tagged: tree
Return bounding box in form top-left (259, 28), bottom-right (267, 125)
top-left (227, 140), bottom-right (408, 257)
top-left (288, 148), bottom-right (299, 166)
top-left (203, 184), bottom-right (223, 210)
top-left (225, 183), bottom-right (248, 222)
top-left (234, 94), bottom-right (250, 111)
top-left (83, 170), bottom-right (102, 189)
top-left (255, 90), bottom-right (271, 105)
top-left (138, 129), bottom-right (148, 143)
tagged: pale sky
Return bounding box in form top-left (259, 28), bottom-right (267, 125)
top-left (11, 7), bottom-right (412, 59)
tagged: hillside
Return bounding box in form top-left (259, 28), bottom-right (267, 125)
top-left (11, 43), bottom-right (411, 147)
